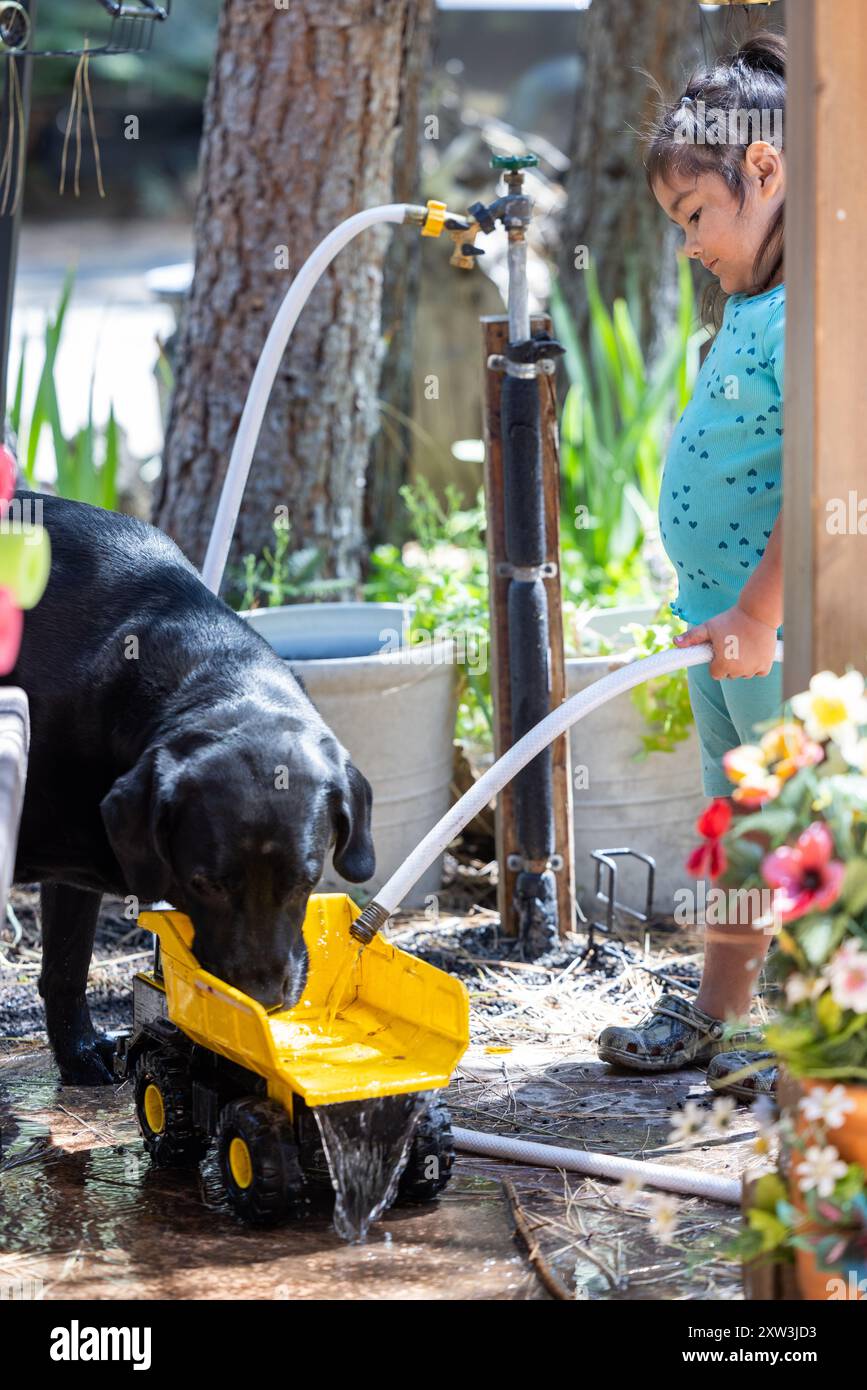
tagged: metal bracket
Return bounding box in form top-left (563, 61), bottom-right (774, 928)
top-left (487, 353), bottom-right (557, 379)
top-left (507, 852), bottom-right (564, 873)
top-left (446, 217), bottom-right (485, 271)
top-left (496, 560), bottom-right (557, 581)
top-left (586, 847), bottom-right (656, 954)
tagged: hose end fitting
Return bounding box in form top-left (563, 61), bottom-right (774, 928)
top-left (349, 900), bottom-right (391, 946)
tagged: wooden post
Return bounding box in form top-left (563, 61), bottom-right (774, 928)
top-left (784, 0), bottom-right (867, 693)
top-left (481, 313), bottom-right (575, 938)
top-left (741, 1174), bottom-right (802, 1301)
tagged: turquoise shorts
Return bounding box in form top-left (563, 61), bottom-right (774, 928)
top-left (687, 662), bottom-right (784, 798)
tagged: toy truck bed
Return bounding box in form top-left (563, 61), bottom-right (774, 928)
top-left (138, 893), bottom-right (469, 1109)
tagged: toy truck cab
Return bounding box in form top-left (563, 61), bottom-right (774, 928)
top-left (116, 893), bottom-right (469, 1225)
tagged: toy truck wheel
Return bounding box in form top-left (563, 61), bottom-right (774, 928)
top-left (134, 1050), bottom-right (208, 1167)
top-left (217, 1098), bottom-right (307, 1226)
top-left (396, 1095), bottom-right (455, 1204)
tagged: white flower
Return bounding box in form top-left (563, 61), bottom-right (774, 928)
top-left (799, 1084), bottom-right (857, 1130)
top-left (750, 1094), bottom-right (780, 1155)
top-left (647, 1192), bottom-right (679, 1244)
top-left (791, 670), bottom-right (867, 746)
top-left (669, 1100), bottom-right (706, 1144)
top-left (751, 1094), bottom-right (779, 1133)
top-left (785, 973), bottom-right (829, 1006)
top-left (619, 1173), bottom-right (644, 1199)
top-left (797, 1144), bottom-right (849, 1198)
top-left (839, 733), bottom-right (867, 774)
top-left (707, 1096), bottom-right (736, 1134)
top-left (827, 939), bottom-right (867, 1014)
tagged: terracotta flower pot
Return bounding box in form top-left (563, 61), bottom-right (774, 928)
top-left (780, 1072), bottom-right (867, 1300)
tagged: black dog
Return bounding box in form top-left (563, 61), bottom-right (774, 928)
top-left (4, 493), bottom-right (375, 1086)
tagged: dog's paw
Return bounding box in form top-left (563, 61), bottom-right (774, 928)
top-left (57, 1041), bottom-right (115, 1087)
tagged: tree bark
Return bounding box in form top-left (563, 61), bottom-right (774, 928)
top-left (155, 0), bottom-right (425, 592)
top-left (557, 0), bottom-right (703, 363)
top-left (363, 0), bottom-right (436, 555)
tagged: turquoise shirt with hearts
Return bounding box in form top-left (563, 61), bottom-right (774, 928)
top-left (659, 282), bottom-right (785, 626)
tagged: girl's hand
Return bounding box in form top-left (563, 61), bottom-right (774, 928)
top-left (673, 604), bottom-right (778, 679)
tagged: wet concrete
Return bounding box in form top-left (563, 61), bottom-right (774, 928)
top-left (0, 1042), bottom-right (537, 1301)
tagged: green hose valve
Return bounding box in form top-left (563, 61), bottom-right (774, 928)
top-left (490, 153), bottom-right (539, 173)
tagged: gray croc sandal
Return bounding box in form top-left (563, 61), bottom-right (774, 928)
top-left (597, 992), bottom-right (728, 1073)
top-left (706, 1049), bottom-right (777, 1102)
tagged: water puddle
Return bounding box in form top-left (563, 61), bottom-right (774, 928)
top-left (313, 1093), bottom-right (426, 1243)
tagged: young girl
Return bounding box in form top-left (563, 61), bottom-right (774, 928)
top-left (597, 32), bottom-right (786, 1100)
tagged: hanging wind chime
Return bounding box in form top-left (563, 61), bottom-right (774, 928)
top-left (0, 0), bottom-right (170, 212)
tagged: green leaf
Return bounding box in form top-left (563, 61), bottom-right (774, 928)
top-left (842, 858), bottom-right (867, 918)
top-left (753, 1172), bottom-right (788, 1213)
top-left (729, 807), bottom-right (797, 842)
top-left (101, 405), bottom-right (120, 510)
top-left (9, 345), bottom-right (25, 444)
top-left (747, 1208), bottom-right (789, 1253)
top-left (798, 915), bottom-right (839, 968)
top-left (816, 990), bottom-right (844, 1036)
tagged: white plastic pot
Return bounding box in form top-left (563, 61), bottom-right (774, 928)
top-left (566, 607), bottom-right (706, 915)
top-left (242, 601), bottom-right (414, 660)
top-left (457, 708), bottom-right (704, 912)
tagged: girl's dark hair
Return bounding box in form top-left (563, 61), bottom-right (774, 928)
top-left (645, 31), bottom-right (785, 329)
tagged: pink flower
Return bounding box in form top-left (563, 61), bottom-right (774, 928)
top-left (760, 822), bottom-right (846, 924)
top-left (827, 939), bottom-right (867, 1014)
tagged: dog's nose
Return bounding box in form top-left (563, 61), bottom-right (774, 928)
top-left (215, 957), bottom-right (288, 1011)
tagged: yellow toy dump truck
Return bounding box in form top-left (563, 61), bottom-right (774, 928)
top-left (115, 893), bottom-right (470, 1225)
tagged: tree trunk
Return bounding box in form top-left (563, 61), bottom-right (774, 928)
top-left (557, 0), bottom-right (703, 363)
top-left (155, 0), bottom-right (425, 593)
top-left (363, 0), bottom-right (436, 555)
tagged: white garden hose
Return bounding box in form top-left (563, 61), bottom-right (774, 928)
top-left (352, 639), bottom-right (785, 930)
top-left (453, 1127), bottom-right (742, 1204)
top-left (202, 203), bottom-right (431, 594)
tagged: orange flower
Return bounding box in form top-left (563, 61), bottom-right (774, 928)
top-left (759, 722), bottom-right (824, 782)
top-left (722, 743), bottom-right (782, 806)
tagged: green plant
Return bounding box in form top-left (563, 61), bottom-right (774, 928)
top-left (689, 670), bottom-right (867, 1083)
top-left (237, 519), bottom-right (356, 611)
top-left (364, 479), bottom-right (492, 746)
top-left (703, 667), bottom-right (867, 1287)
top-left (730, 1108), bottom-right (867, 1288)
top-left (620, 607), bottom-right (694, 756)
top-left (551, 258), bottom-right (703, 576)
top-left (10, 271), bottom-right (120, 509)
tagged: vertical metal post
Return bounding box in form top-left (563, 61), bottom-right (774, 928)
top-left (0, 0), bottom-right (38, 429)
top-left (482, 155), bottom-right (568, 955)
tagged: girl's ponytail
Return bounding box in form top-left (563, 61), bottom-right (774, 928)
top-left (734, 32), bottom-right (786, 80)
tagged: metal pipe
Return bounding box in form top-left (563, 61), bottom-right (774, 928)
top-left (506, 234), bottom-right (529, 343)
top-left (0, 0), bottom-right (37, 428)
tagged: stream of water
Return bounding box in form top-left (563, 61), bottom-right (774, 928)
top-left (313, 1093), bottom-right (426, 1243)
top-left (322, 945), bottom-right (363, 1032)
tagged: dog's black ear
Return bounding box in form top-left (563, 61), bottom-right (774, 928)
top-left (331, 761), bottom-right (375, 883)
top-left (100, 747), bottom-right (177, 902)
